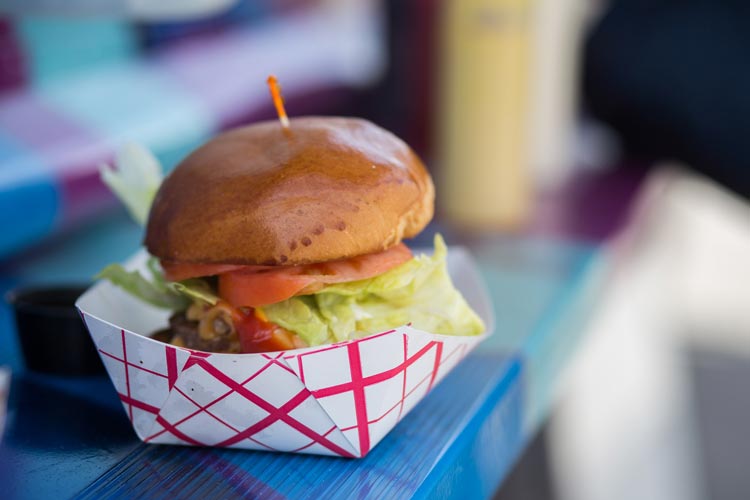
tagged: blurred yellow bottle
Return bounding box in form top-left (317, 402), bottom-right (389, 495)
top-left (437, 0), bottom-right (532, 228)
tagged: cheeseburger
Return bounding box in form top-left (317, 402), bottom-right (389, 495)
top-left (99, 117), bottom-right (484, 353)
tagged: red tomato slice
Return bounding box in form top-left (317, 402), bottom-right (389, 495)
top-left (162, 261), bottom-right (254, 282)
top-left (218, 243), bottom-right (412, 308)
top-left (219, 270), bottom-right (315, 308)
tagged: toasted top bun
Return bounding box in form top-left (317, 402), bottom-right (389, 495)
top-left (145, 117), bottom-right (434, 266)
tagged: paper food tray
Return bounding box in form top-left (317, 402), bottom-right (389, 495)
top-left (76, 246), bottom-right (493, 457)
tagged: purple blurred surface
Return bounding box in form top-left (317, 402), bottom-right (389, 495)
top-left (530, 165), bottom-right (649, 242)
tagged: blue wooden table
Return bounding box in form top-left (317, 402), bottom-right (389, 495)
top-left (0, 212), bottom-right (604, 499)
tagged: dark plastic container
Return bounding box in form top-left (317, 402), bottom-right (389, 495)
top-left (6, 286), bottom-right (104, 375)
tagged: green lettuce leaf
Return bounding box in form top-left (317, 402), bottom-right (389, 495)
top-left (96, 258), bottom-right (218, 310)
top-left (100, 143), bottom-right (163, 226)
top-left (170, 280), bottom-right (219, 306)
top-left (261, 234), bottom-right (484, 345)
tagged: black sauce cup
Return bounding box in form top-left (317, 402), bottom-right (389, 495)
top-left (6, 285), bottom-right (104, 375)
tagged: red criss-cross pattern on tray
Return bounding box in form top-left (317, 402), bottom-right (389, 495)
top-left (82, 314), bottom-right (482, 457)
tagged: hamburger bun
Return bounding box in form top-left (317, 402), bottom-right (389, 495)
top-left (145, 117), bottom-right (434, 266)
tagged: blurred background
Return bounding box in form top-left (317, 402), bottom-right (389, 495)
top-left (1, 0), bottom-right (749, 499)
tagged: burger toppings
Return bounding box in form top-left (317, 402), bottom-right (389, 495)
top-left (195, 302), bottom-right (237, 341)
top-left (152, 300), bottom-right (307, 353)
top-left (236, 309), bottom-right (306, 353)
top-left (216, 242), bottom-right (413, 307)
top-left (258, 235), bottom-right (482, 346)
top-left (98, 234), bottom-right (483, 353)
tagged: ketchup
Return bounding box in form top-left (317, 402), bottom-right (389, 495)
top-left (236, 309), bottom-right (299, 353)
